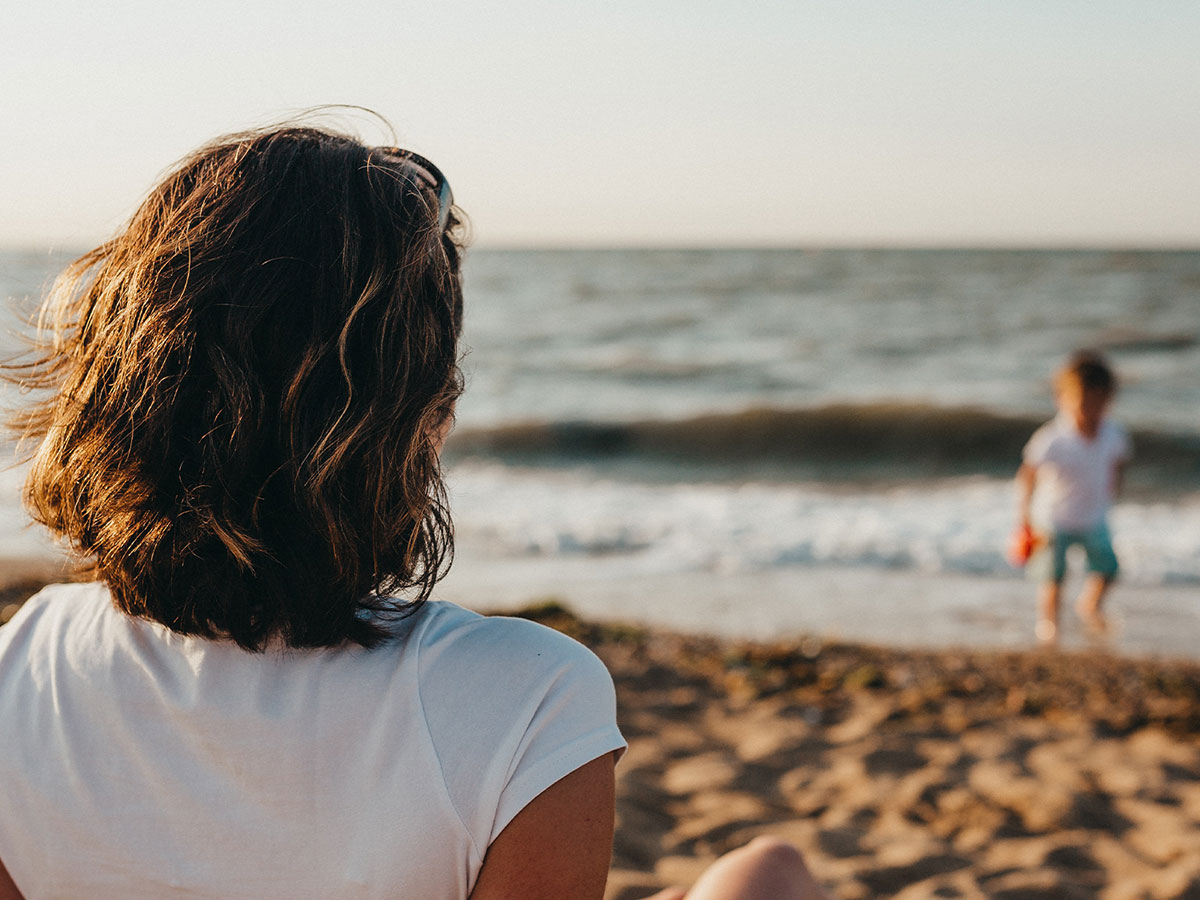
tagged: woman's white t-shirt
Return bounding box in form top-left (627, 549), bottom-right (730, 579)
top-left (0, 583), bottom-right (625, 899)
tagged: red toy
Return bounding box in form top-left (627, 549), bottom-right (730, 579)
top-left (1007, 523), bottom-right (1045, 568)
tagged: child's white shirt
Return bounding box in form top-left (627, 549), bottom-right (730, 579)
top-left (1023, 413), bottom-right (1132, 531)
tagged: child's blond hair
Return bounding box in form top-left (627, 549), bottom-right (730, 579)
top-left (1054, 349), bottom-right (1117, 397)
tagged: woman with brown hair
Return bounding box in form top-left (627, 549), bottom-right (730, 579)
top-left (0, 119), bottom-right (824, 899)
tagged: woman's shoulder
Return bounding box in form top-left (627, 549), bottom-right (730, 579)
top-left (1, 580), bottom-right (110, 633)
top-left (19, 579), bottom-right (107, 604)
top-left (414, 600), bottom-right (610, 681)
top-left (413, 603), bottom-right (625, 864)
top-left (411, 602), bottom-right (617, 725)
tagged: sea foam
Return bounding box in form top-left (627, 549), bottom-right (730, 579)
top-left (447, 462), bottom-right (1200, 588)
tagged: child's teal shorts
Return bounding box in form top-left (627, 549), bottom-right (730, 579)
top-left (1029, 521), bottom-right (1119, 583)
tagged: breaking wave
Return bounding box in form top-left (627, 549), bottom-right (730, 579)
top-left (446, 404), bottom-right (1200, 489)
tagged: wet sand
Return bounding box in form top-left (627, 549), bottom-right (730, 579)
top-left (438, 536), bottom-right (1200, 662)
top-left (3, 568), bottom-right (1198, 898)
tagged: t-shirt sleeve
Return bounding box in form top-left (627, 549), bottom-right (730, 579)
top-left (1113, 422), bottom-right (1133, 462)
top-left (1022, 424), bottom-right (1053, 467)
top-left (485, 635), bottom-right (623, 845)
top-left (417, 611), bottom-right (626, 859)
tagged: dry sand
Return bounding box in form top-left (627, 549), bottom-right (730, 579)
top-left (508, 604), bottom-right (1200, 900)
top-left (3, 568), bottom-right (1198, 899)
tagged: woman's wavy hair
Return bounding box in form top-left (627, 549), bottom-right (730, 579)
top-left (10, 120), bottom-right (466, 650)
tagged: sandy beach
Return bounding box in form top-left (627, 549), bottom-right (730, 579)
top-left (3, 566), bottom-right (1199, 898)
top-left (499, 603), bottom-right (1200, 900)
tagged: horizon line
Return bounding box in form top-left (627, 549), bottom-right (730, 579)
top-left (4, 239), bottom-right (1200, 255)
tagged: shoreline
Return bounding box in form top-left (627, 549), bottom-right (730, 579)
top-left (440, 537), bottom-right (1200, 664)
top-left (4, 546), bottom-right (1198, 662)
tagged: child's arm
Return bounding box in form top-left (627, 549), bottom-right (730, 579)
top-left (1015, 462), bottom-right (1038, 526)
top-left (1112, 459), bottom-right (1127, 499)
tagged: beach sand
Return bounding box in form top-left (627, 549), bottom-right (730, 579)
top-left (2, 567), bottom-right (1198, 898)
top-left (507, 604), bottom-right (1200, 900)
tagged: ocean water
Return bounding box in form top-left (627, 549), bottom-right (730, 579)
top-left (447, 249), bottom-right (1200, 590)
top-left (3, 248), bottom-right (1198, 652)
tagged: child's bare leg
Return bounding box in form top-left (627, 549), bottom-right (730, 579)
top-left (1076, 574), bottom-right (1112, 635)
top-left (1036, 581), bottom-right (1061, 643)
top-left (643, 837), bottom-right (827, 900)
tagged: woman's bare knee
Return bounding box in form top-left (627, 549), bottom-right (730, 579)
top-left (684, 835), bottom-right (826, 900)
top-left (731, 836), bottom-right (812, 890)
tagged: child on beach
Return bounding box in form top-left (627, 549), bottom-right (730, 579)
top-left (1015, 350), bottom-right (1132, 643)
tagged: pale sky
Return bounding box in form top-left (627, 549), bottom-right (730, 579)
top-left (3, 1), bottom-right (1199, 248)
